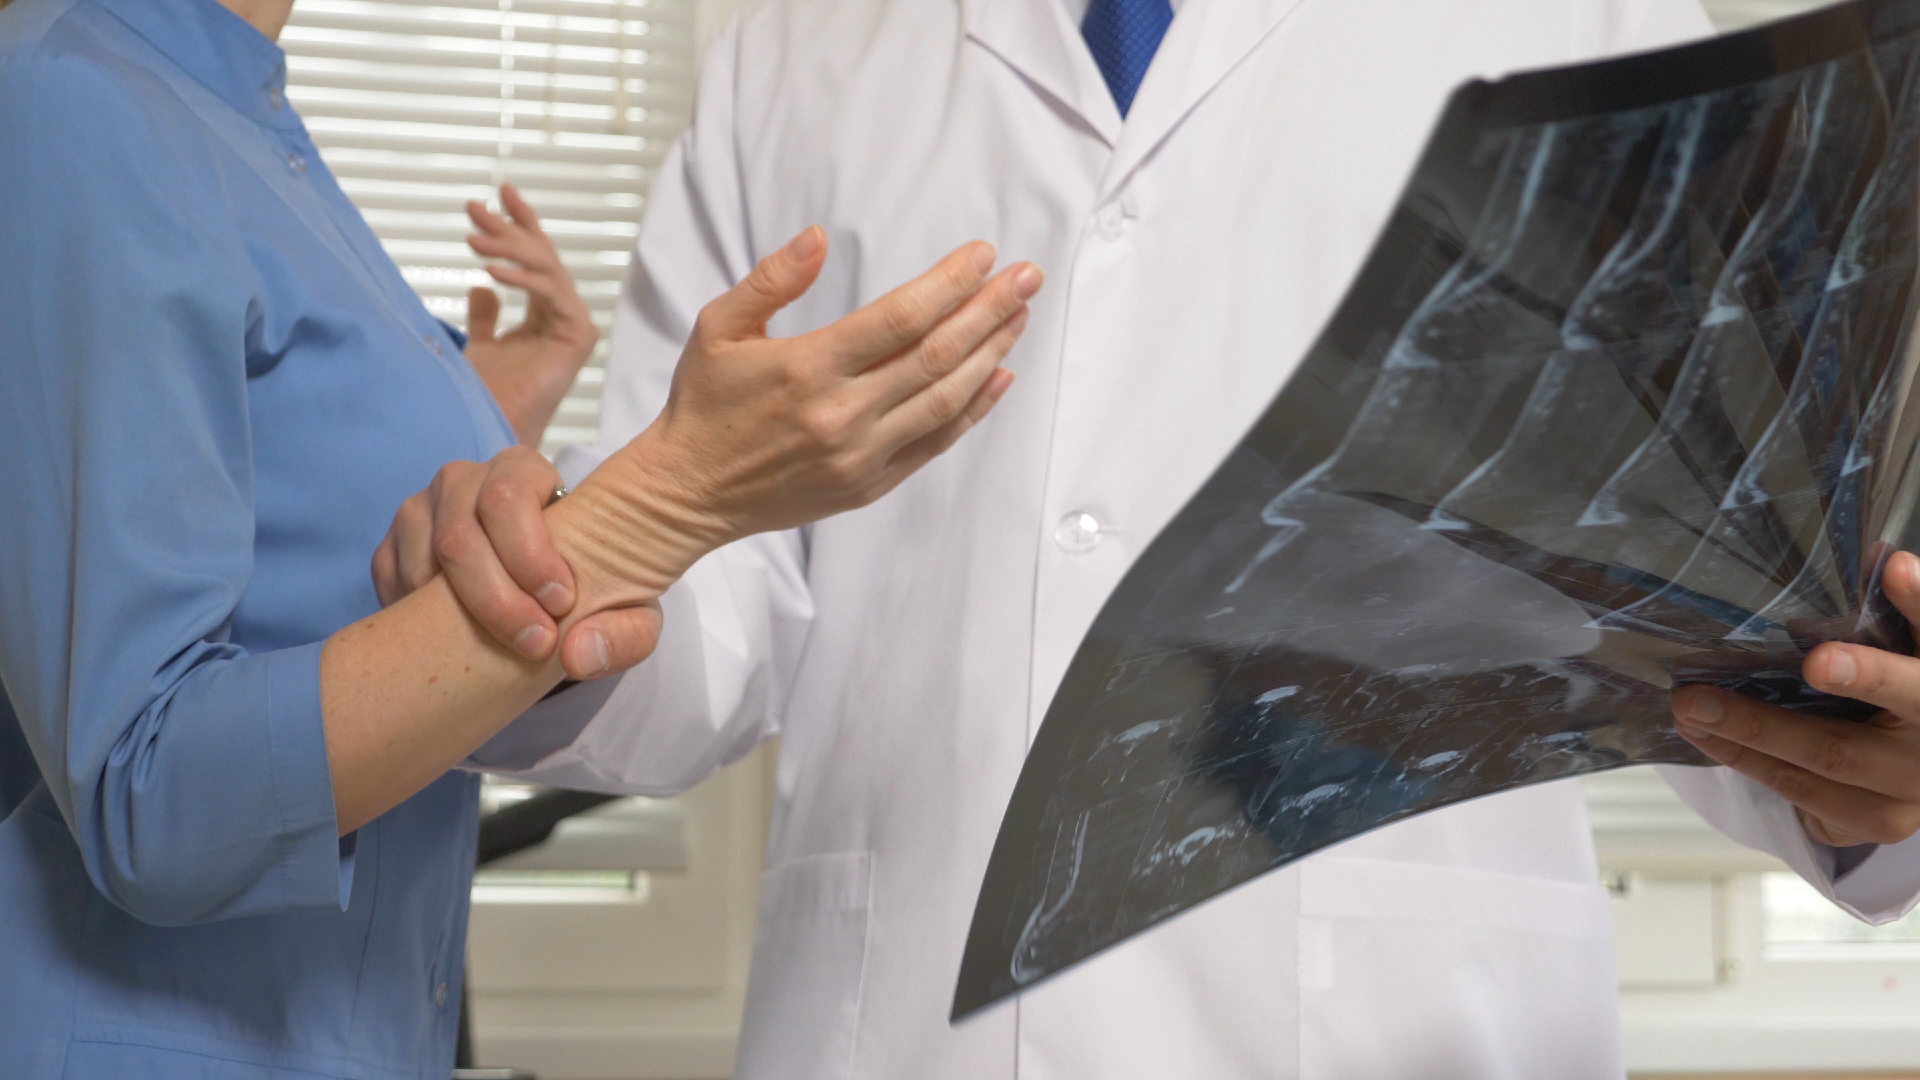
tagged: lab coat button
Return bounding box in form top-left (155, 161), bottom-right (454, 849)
top-left (1096, 205), bottom-right (1126, 240)
top-left (286, 153), bottom-right (307, 175)
top-left (268, 89), bottom-right (285, 111)
top-left (1054, 511), bottom-right (1103, 554)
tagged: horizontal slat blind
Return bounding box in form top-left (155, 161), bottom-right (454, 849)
top-left (282, 0), bottom-right (698, 452)
top-left (1701, 0), bottom-right (1827, 30)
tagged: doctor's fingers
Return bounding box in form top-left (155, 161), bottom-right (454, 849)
top-left (695, 227), bottom-right (829, 343)
top-left (1673, 685), bottom-right (1920, 798)
top-left (559, 600), bottom-right (665, 681)
top-left (813, 242), bottom-right (1000, 372)
top-left (1800, 639), bottom-right (1920, 726)
top-left (872, 305), bottom-right (1027, 451)
top-left (860, 263), bottom-right (1040, 414)
top-left (875, 368), bottom-right (1016, 492)
top-left (429, 459), bottom-right (561, 660)
top-left (1677, 725), bottom-right (1920, 846)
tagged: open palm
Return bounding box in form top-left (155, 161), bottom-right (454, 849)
top-left (462, 184), bottom-right (600, 444)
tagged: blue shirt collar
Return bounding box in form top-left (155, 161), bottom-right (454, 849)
top-left (89, 0), bottom-right (296, 130)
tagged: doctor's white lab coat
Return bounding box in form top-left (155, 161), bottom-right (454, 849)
top-left (485, 0), bottom-right (1920, 1075)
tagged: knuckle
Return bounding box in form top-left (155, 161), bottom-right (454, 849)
top-left (1868, 808), bottom-right (1914, 845)
top-left (404, 559), bottom-right (438, 590)
top-left (397, 495), bottom-right (430, 530)
top-left (917, 334), bottom-right (963, 378)
top-left (800, 402), bottom-right (854, 449)
top-left (432, 519), bottom-right (481, 563)
top-left (741, 265), bottom-right (784, 304)
top-left (882, 296), bottom-right (931, 341)
top-left (773, 351), bottom-right (816, 391)
top-left (1893, 808), bottom-right (1920, 844)
top-left (822, 451), bottom-right (870, 490)
top-left (475, 478), bottom-right (526, 517)
top-left (1812, 732), bottom-right (1861, 780)
top-left (691, 305), bottom-right (725, 343)
top-left (1767, 762), bottom-right (1810, 804)
top-left (921, 380), bottom-right (968, 425)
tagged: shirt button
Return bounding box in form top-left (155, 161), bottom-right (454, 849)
top-left (1096, 205), bottom-right (1126, 240)
top-left (268, 88), bottom-right (285, 111)
top-left (434, 982), bottom-right (448, 1007)
top-left (424, 334), bottom-right (444, 355)
top-left (1054, 511), bottom-right (1103, 554)
top-left (286, 152), bottom-right (307, 175)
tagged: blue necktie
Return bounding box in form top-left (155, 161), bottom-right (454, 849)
top-left (1082, 0), bottom-right (1173, 117)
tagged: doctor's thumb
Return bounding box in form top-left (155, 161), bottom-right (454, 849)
top-left (699, 226), bottom-right (828, 342)
top-left (559, 600), bottom-right (665, 681)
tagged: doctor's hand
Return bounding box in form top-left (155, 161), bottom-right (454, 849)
top-left (1674, 549), bottom-right (1920, 849)
top-left (377, 227), bottom-right (1039, 677)
top-left (461, 184), bottom-right (601, 445)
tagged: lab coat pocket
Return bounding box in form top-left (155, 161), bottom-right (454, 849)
top-left (732, 851), bottom-right (875, 1080)
top-left (1296, 856), bottom-right (1619, 1080)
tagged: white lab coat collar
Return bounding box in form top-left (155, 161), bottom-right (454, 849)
top-left (964, 0), bottom-right (1124, 145)
top-left (965, 0), bottom-right (1308, 196)
top-left (1102, 0), bottom-right (1308, 197)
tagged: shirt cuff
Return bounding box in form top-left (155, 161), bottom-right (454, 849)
top-left (265, 641), bottom-right (355, 908)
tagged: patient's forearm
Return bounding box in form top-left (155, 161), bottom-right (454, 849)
top-left (321, 574), bottom-right (563, 835)
top-left (318, 471), bottom-right (691, 836)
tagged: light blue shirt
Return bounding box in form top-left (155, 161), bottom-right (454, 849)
top-left (0, 0), bottom-right (518, 1075)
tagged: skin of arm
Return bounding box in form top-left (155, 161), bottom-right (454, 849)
top-left (326, 230), bottom-right (1040, 833)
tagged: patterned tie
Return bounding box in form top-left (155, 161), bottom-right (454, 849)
top-left (1082, 0), bottom-right (1174, 118)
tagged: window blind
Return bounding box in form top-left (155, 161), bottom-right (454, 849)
top-left (282, 0), bottom-right (699, 454)
top-left (1701, 0), bottom-right (1826, 30)
top-left (279, 0), bottom-right (702, 881)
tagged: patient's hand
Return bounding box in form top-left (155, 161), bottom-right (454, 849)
top-left (1675, 550), bottom-right (1920, 849)
top-left (462, 184), bottom-right (601, 445)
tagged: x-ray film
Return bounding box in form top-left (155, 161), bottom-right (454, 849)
top-left (956, 0), bottom-right (1920, 1020)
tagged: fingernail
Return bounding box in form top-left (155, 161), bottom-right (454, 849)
top-left (1685, 693), bottom-right (1725, 725)
top-left (986, 369), bottom-right (1016, 402)
top-left (580, 629), bottom-right (611, 674)
top-left (536, 581), bottom-right (570, 612)
top-left (1823, 648), bottom-right (1858, 687)
top-left (1012, 265), bottom-right (1043, 299)
top-left (785, 226), bottom-right (823, 261)
top-left (970, 242), bottom-right (997, 275)
top-left (514, 624), bottom-right (553, 658)
top-left (1899, 551), bottom-right (1920, 593)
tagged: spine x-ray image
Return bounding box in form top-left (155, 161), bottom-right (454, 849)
top-left (956, 0), bottom-right (1920, 1020)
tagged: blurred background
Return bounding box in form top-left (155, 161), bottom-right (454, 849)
top-left (271, 0), bottom-right (1917, 1076)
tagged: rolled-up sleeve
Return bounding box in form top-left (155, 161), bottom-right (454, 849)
top-left (0, 51), bottom-right (348, 926)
